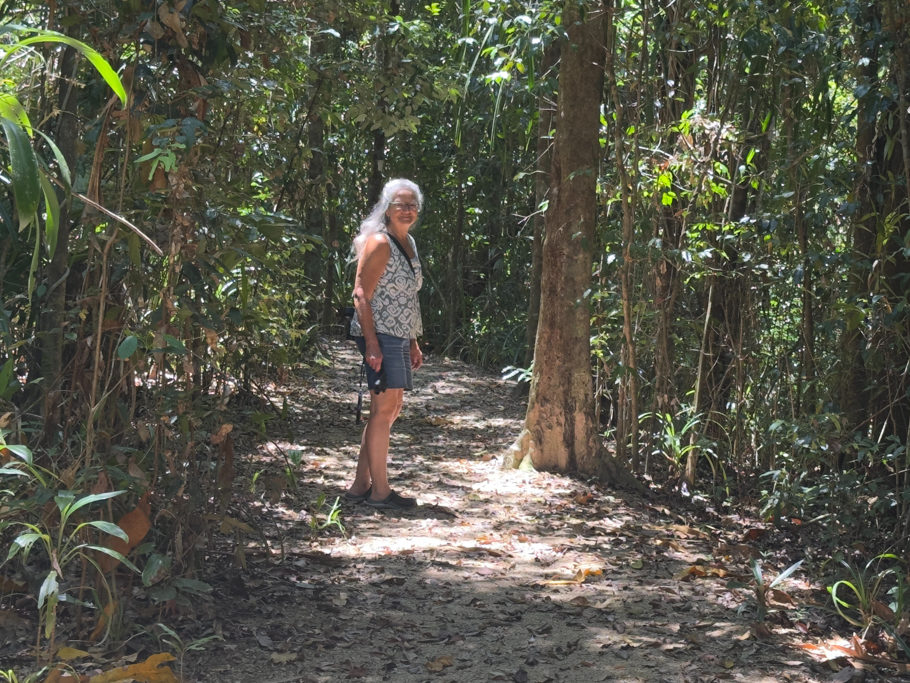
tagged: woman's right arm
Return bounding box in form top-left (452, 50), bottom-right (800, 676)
top-left (353, 234), bottom-right (391, 371)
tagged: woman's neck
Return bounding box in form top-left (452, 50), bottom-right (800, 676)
top-left (386, 223), bottom-right (410, 241)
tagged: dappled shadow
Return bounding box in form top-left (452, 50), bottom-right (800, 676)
top-left (182, 337), bottom-right (848, 682)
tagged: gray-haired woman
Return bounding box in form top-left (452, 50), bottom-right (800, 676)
top-left (345, 178), bottom-right (424, 510)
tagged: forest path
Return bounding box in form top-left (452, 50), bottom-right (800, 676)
top-left (191, 337), bottom-right (836, 683)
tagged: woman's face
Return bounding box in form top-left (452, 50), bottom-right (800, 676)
top-left (385, 190), bottom-right (419, 230)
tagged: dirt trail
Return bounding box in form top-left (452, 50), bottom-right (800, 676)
top-left (188, 338), bottom-right (844, 682)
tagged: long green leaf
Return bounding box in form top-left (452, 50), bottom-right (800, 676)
top-left (17, 34), bottom-right (127, 105)
top-left (76, 520), bottom-right (129, 542)
top-left (7, 531), bottom-right (42, 561)
top-left (0, 93), bottom-right (32, 134)
top-left (35, 129), bottom-right (71, 188)
top-left (1, 443), bottom-right (32, 464)
top-left (38, 172), bottom-right (59, 255)
top-left (66, 489), bottom-right (126, 518)
top-left (82, 544), bottom-right (141, 573)
top-left (1, 116), bottom-right (40, 229)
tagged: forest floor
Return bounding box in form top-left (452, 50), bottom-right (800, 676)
top-left (175, 336), bottom-right (906, 683)
top-left (2, 338), bottom-right (904, 682)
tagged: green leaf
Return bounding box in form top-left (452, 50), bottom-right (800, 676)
top-left (0, 466), bottom-right (29, 477)
top-left (768, 559), bottom-right (803, 589)
top-left (164, 335), bottom-right (187, 355)
top-left (0, 93), bottom-right (32, 134)
top-left (2, 444), bottom-right (32, 464)
top-left (39, 172), bottom-right (59, 255)
top-left (18, 34), bottom-right (127, 105)
top-left (142, 553), bottom-right (171, 587)
top-left (77, 520), bottom-right (129, 542)
top-left (35, 129), bottom-right (72, 188)
top-left (1, 117), bottom-right (41, 229)
top-left (117, 335), bottom-right (139, 359)
top-left (0, 356), bottom-right (18, 400)
top-left (8, 532), bottom-right (42, 560)
top-left (82, 544), bottom-right (140, 573)
top-left (38, 570), bottom-right (59, 639)
top-left (66, 490), bottom-right (127, 517)
top-left (37, 570), bottom-right (58, 609)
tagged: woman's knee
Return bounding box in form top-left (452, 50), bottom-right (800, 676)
top-left (371, 390), bottom-right (403, 421)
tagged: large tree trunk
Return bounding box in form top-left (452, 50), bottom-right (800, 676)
top-left (505, 1), bottom-right (604, 477)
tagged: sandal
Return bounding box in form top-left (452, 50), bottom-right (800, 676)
top-left (365, 491), bottom-right (417, 510)
top-left (343, 486), bottom-right (372, 503)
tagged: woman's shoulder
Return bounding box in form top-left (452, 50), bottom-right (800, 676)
top-left (364, 231), bottom-right (391, 251)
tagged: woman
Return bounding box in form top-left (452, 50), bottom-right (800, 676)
top-left (345, 178), bottom-right (424, 510)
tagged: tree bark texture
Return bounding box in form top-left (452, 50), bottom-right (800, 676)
top-left (509, 1), bottom-right (604, 476)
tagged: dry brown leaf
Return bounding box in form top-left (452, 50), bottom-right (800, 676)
top-left (56, 647), bottom-right (90, 661)
top-left (425, 655), bottom-right (454, 672)
top-left (669, 524), bottom-right (710, 540)
top-left (157, 5), bottom-right (188, 48)
top-left (219, 515), bottom-right (255, 535)
top-left (0, 575), bottom-right (27, 593)
top-left (89, 601), bottom-right (117, 642)
top-left (210, 423), bottom-right (234, 445)
top-left (768, 588), bottom-right (796, 606)
top-left (270, 652), bottom-right (298, 664)
top-left (97, 493), bottom-right (151, 573)
top-left (742, 527), bottom-right (766, 542)
top-left (542, 566), bottom-right (602, 586)
top-left (87, 652), bottom-right (177, 682)
top-left (573, 492), bottom-right (593, 505)
top-left (676, 564), bottom-right (728, 581)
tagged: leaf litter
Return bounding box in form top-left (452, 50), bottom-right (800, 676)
top-left (8, 338), bottom-right (901, 682)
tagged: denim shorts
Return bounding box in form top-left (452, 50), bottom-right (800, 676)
top-left (355, 334), bottom-right (412, 391)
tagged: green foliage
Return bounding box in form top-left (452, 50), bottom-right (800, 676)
top-left (0, 437), bottom-right (138, 653)
top-left (828, 554), bottom-right (910, 657)
top-left (749, 558), bottom-right (804, 624)
top-left (307, 492), bottom-right (345, 538)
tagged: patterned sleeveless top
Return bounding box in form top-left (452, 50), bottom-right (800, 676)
top-left (350, 232), bottom-right (423, 340)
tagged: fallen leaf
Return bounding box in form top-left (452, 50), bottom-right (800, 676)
top-left (270, 652), bottom-right (298, 664)
top-left (87, 652), bottom-right (177, 683)
top-left (57, 647), bottom-right (91, 661)
top-left (742, 528), bottom-right (766, 542)
top-left (0, 575), bottom-right (27, 593)
top-left (425, 655), bottom-right (454, 672)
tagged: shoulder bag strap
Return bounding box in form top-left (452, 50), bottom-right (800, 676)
top-left (384, 232), bottom-right (416, 275)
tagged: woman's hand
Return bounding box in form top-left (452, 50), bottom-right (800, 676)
top-left (365, 339), bottom-right (383, 372)
top-left (410, 340), bottom-right (423, 370)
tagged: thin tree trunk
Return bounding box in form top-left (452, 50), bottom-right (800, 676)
top-left (605, 0), bottom-right (639, 470)
top-left (38, 43), bottom-right (78, 447)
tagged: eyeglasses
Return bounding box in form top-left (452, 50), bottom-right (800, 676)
top-left (390, 202), bottom-right (419, 212)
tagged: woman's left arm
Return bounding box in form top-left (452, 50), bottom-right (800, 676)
top-left (410, 338), bottom-right (423, 370)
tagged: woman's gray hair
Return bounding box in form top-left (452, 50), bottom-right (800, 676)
top-left (353, 178), bottom-right (423, 258)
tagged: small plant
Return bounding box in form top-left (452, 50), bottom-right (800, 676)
top-left (828, 553), bottom-right (910, 657)
top-left (749, 557), bottom-right (804, 625)
top-left (153, 622), bottom-right (222, 680)
top-left (1, 442), bottom-right (139, 656)
top-left (307, 492), bottom-right (345, 537)
top-left (640, 409), bottom-right (703, 475)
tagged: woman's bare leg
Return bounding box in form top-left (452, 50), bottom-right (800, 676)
top-left (347, 388), bottom-right (403, 498)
